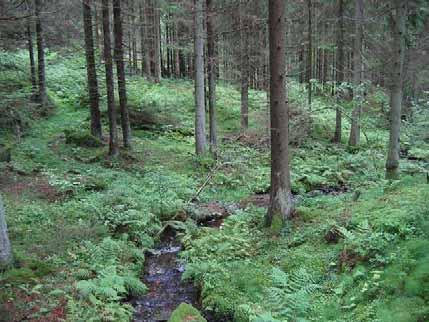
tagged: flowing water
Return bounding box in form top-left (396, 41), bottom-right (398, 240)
top-left (132, 227), bottom-right (200, 322)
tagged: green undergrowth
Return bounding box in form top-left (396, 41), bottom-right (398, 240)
top-left (181, 177), bottom-right (429, 322)
top-left (0, 50), bottom-right (427, 321)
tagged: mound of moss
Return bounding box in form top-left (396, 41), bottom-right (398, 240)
top-left (168, 303), bottom-right (207, 322)
top-left (64, 129), bottom-right (103, 148)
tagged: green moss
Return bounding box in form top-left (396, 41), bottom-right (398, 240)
top-left (168, 303), bottom-right (207, 322)
top-left (269, 214), bottom-right (284, 235)
top-left (64, 129), bottom-right (103, 147)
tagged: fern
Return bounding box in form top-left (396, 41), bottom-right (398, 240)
top-left (123, 274), bottom-right (147, 296)
top-left (266, 267), bottom-right (320, 321)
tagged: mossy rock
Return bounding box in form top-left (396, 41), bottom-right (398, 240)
top-left (64, 129), bottom-right (103, 148)
top-left (0, 145), bottom-right (11, 162)
top-left (168, 303), bottom-right (207, 322)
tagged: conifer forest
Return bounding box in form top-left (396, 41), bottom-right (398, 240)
top-left (0, 0), bottom-right (428, 321)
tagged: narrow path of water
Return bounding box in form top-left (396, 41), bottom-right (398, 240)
top-left (132, 227), bottom-right (199, 322)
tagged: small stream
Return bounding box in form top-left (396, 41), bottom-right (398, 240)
top-left (131, 200), bottom-right (234, 322)
top-left (132, 227), bottom-right (200, 322)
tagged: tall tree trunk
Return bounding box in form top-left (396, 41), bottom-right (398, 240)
top-left (34, 0), bottom-right (47, 105)
top-left (26, 21), bottom-right (37, 97)
top-left (299, 44), bottom-right (304, 84)
top-left (266, 0), bottom-right (293, 231)
top-left (0, 196), bottom-right (12, 267)
top-left (139, 2), bottom-right (145, 76)
top-left (207, 0), bottom-right (217, 155)
top-left (333, 0), bottom-right (345, 143)
top-left (83, 0), bottom-right (103, 139)
top-left (194, 0), bottom-right (206, 155)
top-left (174, 22), bottom-right (181, 78)
top-left (153, 5), bottom-right (161, 82)
top-left (348, 0), bottom-right (364, 147)
top-left (307, 0), bottom-right (312, 108)
top-left (113, 0), bottom-right (132, 149)
top-left (132, 1), bottom-right (138, 73)
top-left (102, 0), bottom-right (119, 157)
top-left (93, 1), bottom-right (103, 60)
top-left (143, 0), bottom-right (152, 78)
top-left (386, 0), bottom-right (406, 179)
top-left (240, 0), bottom-right (249, 130)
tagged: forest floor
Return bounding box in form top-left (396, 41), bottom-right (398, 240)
top-left (0, 52), bottom-right (429, 322)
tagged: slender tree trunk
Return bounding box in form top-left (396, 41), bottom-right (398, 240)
top-left (207, 0), bottom-right (217, 155)
top-left (127, 0), bottom-right (133, 74)
top-left (307, 0), bottom-right (312, 108)
top-left (143, 0), bottom-right (152, 78)
top-left (348, 0), bottom-right (364, 147)
top-left (266, 0), bottom-right (293, 231)
top-left (102, 0), bottom-right (119, 157)
top-left (26, 21), bottom-right (37, 97)
top-left (139, 2), bottom-right (145, 76)
top-left (299, 44), bottom-right (304, 84)
top-left (0, 196), bottom-right (12, 267)
top-left (34, 0), bottom-right (47, 105)
top-left (240, 0), bottom-right (249, 130)
top-left (194, 0), bottom-right (206, 155)
top-left (94, 1), bottom-right (103, 60)
top-left (175, 22), bottom-right (181, 78)
top-left (83, 0), bottom-right (102, 139)
top-left (333, 0), bottom-right (345, 143)
top-left (131, 1), bottom-right (138, 73)
top-left (113, 0), bottom-right (132, 149)
top-left (386, 0), bottom-right (406, 179)
top-left (153, 3), bottom-right (161, 82)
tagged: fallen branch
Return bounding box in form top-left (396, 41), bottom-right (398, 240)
top-left (155, 161), bottom-right (224, 238)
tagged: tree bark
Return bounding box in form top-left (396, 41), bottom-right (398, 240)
top-left (102, 0), bottom-right (119, 157)
top-left (386, 0), bottom-right (406, 179)
top-left (153, 3), bottom-right (161, 82)
top-left (333, 0), bottom-right (345, 143)
top-left (0, 196), bottom-right (12, 267)
top-left (139, 2), bottom-right (145, 76)
top-left (131, 0), bottom-right (138, 73)
top-left (307, 0), bottom-right (312, 109)
top-left (143, 0), bottom-right (152, 78)
top-left (240, 0), bottom-right (249, 130)
top-left (93, 1), bottom-right (103, 60)
top-left (83, 0), bottom-right (103, 139)
top-left (266, 0), bottom-right (293, 231)
top-left (34, 0), bottom-right (47, 105)
top-left (26, 21), bottom-right (37, 97)
top-left (207, 0), bottom-right (217, 155)
top-left (348, 0), bottom-right (364, 147)
top-left (113, 0), bottom-right (132, 149)
top-left (194, 0), bottom-right (206, 155)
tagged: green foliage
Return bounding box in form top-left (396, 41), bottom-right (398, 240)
top-left (68, 238), bottom-right (147, 321)
top-left (2, 50), bottom-right (429, 322)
